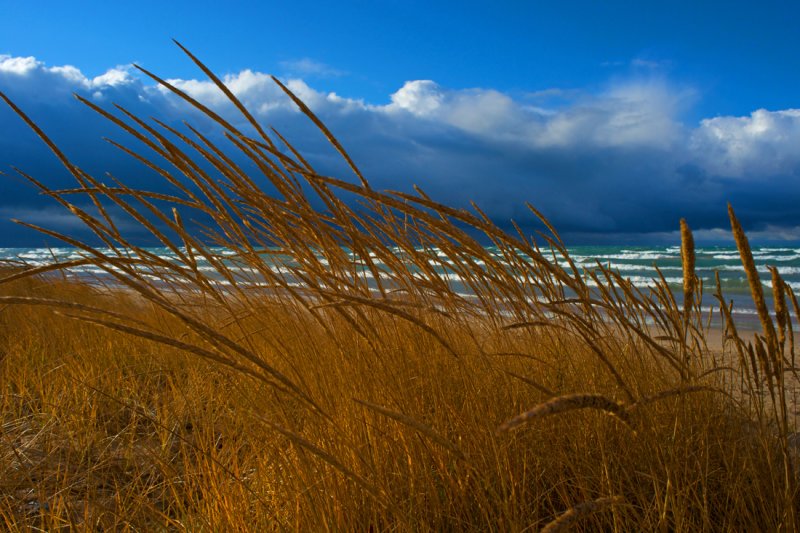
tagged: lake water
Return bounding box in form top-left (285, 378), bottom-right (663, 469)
top-left (3, 244), bottom-right (799, 330)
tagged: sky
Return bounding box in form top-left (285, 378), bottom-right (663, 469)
top-left (1, 0), bottom-right (800, 246)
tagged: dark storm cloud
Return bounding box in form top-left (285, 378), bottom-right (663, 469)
top-left (1, 54), bottom-right (799, 245)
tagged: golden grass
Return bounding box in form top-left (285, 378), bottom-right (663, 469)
top-left (0, 43), bottom-right (798, 530)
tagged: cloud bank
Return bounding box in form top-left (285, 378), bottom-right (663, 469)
top-left (1, 53), bottom-right (800, 245)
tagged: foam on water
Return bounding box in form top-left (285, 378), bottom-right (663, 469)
top-left (588, 252), bottom-right (675, 260)
top-left (608, 264), bottom-right (683, 273)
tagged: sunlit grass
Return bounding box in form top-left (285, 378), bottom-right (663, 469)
top-left (0, 43), bottom-right (797, 530)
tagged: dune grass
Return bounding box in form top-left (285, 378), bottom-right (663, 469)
top-left (0, 43), bottom-right (798, 530)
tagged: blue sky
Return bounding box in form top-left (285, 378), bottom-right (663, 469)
top-left (1, 1), bottom-right (800, 245)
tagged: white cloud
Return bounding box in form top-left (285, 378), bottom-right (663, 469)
top-left (0, 57), bottom-right (143, 97)
top-left (162, 70), bottom-right (362, 116)
top-left (383, 80), bottom-right (695, 149)
top-left (0, 55), bottom-right (41, 75)
top-left (536, 80), bottom-right (692, 149)
top-left (443, 89), bottom-right (519, 135)
top-left (382, 79), bottom-right (690, 149)
top-left (48, 65), bottom-right (87, 86)
top-left (386, 82), bottom-right (519, 136)
top-left (691, 108), bottom-right (800, 177)
top-left (387, 80), bottom-right (443, 117)
top-left (0, 56), bottom-right (90, 89)
top-left (91, 66), bottom-right (135, 87)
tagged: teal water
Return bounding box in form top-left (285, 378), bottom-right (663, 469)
top-left (567, 245), bottom-right (800, 329)
top-left (3, 244), bottom-right (799, 327)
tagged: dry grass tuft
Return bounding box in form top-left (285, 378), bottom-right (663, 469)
top-left (497, 393), bottom-right (632, 433)
top-left (539, 496), bottom-right (626, 533)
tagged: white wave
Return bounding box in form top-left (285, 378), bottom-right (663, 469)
top-left (713, 264), bottom-right (745, 271)
top-left (607, 264), bottom-right (682, 273)
top-left (713, 253), bottom-right (800, 262)
top-left (753, 254), bottom-right (800, 261)
top-left (618, 247), bottom-right (678, 254)
top-left (714, 264), bottom-right (800, 275)
top-left (698, 305), bottom-right (758, 316)
top-left (583, 275), bottom-right (689, 288)
top-left (589, 252), bottom-right (676, 261)
top-left (753, 248), bottom-right (796, 253)
top-left (17, 252), bottom-right (54, 260)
